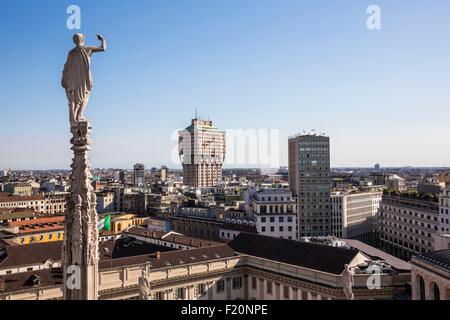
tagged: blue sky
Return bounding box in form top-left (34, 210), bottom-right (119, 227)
top-left (0, 0), bottom-right (449, 169)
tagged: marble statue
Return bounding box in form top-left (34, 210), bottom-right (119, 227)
top-left (342, 264), bottom-right (355, 300)
top-left (62, 33), bottom-right (106, 127)
top-left (62, 34), bottom-right (105, 300)
top-left (139, 264), bottom-right (152, 300)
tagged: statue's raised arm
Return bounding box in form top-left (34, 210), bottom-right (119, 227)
top-left (62, 33), bottom-right (106, 128)
top-left (88, 34), bottom-right (107, 54)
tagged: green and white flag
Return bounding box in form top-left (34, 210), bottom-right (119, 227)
top-left (97, 215), bottom-right (111, 231)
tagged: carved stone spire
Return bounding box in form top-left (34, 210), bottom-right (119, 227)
top-left (62, 121), bottom-right (99, 300)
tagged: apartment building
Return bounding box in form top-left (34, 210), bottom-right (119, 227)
top-left (0, 193), bottom-right (67, 215)
top-left (251, 189), bottom-right (297, 240)
top-left (379, 194), bottom-right (440, 260)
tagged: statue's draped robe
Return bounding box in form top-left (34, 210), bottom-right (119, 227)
top-left (62, 47), bottom-right (93, 108)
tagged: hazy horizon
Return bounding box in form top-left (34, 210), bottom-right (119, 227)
top-left (1, 0), bottom-right (449, 170)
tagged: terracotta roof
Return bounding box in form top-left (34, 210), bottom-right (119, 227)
top-left (162, 233), bottom-right (221, 248)
top-left (228, 233), bottom-right (359, 275)
top-left (8, 216), bottom-right (65, 235)
top-left (0, 195), bottom-right (45, 203)
top-left (125, 226), bottom-right (166, 239)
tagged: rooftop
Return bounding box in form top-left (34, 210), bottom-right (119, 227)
top-left (99, 244), bottom-right (236, 270)
top-left (0, 209), bottom-right (36, 222)
top-left (343, 239), bottom-right (411, 272)
top-left (125, 226), bottom-right (222, 248)
top-left (414, 250), bottom-right (450, 273)
top-left (0, 268), bottom-right (63, 294)
top-left (0, 241), bottom-right (62, 269)
top-left (228, 233), bottom-right (359, 275)
top-left (0, 195), bottom-right (45, 203)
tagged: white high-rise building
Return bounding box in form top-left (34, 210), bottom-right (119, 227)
top-left (331, 191), bottom-right (382, 244)
top-left (179, 118), bottom-right (226, 188)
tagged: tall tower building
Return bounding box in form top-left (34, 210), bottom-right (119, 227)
top-left (288, 133), bottom-right (332, 237)
top-left (133, 163), bottom-right (145, 186)
top-left (119, 170), bottom-right (127, 185)
top-left (179, 118), bottom-right (226, 188)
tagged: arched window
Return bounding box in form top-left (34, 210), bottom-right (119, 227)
top-left (418, 276), bottom-right (425, 300)
top-left (430, 282), bottom-right (440, 300)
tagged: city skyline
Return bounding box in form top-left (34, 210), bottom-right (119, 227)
top-left (1, 0), bottom-right (450, 170)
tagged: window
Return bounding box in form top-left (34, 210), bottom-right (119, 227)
top-left (216, 280), bottom-right (225, 293)
top-left (176, 287), bottom-right (186, 300)
top-left (251, 277), bottom-right (257, 290)
top-left (279, 217), bottom-right (284, 223)
top-left (197, 284), bottom-right (206, 296)
top-left (283, 286), bottom-right (289, 299)
top-left (262, 227), bottom-right (266, 232)
top-left (261, 217), bottom-right (266, 223)
top-left (232, 277), bottom-right (242, 289)
top-left (267, 281), bottom-right (273, 294)
top-left (270, 217), bottom-right (275, 223)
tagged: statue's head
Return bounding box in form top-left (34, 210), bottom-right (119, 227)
top-left (73, 33), bottom-right (85, 47)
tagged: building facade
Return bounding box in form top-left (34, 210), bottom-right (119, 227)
top-left (251, 189), bottom-right (297, 240)
top-left (379, 194), bottom-right (440, 260)
top-left (331, 191), bottom-right (382, 245)
top-left (133, 163), bottom-right (145, 186)
top-left (4, 184), bottom-right (32, 196)
top-left (0, 194), bottom-right (67, 215)
top-left (411, 250), bottom-right (450, 300)
top-left (288, 134), bottom-right (331, 237)
top-left (96, 191), bottom-right (115, 214)
top-left (0, 233), bottom-right (411, 301)
top-left (179, 118), bottom-right (226, 188)
top-left (439, 188), bottom-right (450, 233)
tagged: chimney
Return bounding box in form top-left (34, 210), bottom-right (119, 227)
top-left (156, 251), bottom-right (161, 259)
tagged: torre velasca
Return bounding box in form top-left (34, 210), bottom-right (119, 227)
top-left (178, 118), bottom-right (226, 188)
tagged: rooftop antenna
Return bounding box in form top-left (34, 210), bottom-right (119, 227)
top-left (195, 107), bottom-right (198, 120)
